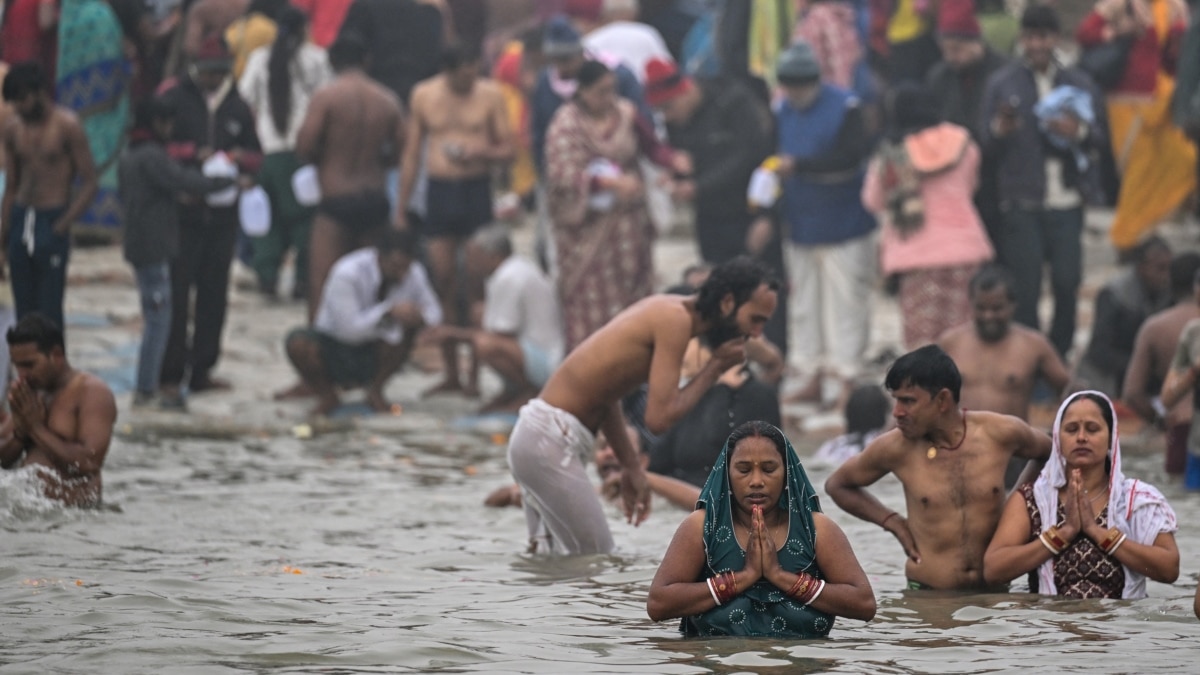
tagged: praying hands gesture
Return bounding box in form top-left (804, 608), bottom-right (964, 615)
top-left (744, 505), bottom-right (786, 588)
top-left (8, 379), bottom-right (46, 439)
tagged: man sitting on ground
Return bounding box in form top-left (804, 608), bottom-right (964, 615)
top-left (282, 230), bottom-right (441, 417)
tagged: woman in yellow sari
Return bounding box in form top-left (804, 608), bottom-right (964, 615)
top-left (1077, 0), bottom-right (1195, 252)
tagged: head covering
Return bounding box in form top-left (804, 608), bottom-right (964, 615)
top-left (938, 0), bottom-right (982, 39)
top-left (1032, 391), bottom-right (1178, 599)
top-left (685, 424), bottom-right (833, 638)
top-left (543, 15), bottom-right (584, 59)
top-left (1020, 4), bottom-right (1061, 33)
top-left (643, 57), bottom-right (693, 106)
top-left (775, 41), bottom-right (821, 84)
top-left (194, 33), bottom-right (233, 71)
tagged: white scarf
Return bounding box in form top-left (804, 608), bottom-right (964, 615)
top-left (1032, 390), bottom-right (1178, 599)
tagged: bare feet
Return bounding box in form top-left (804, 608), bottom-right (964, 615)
top-left (274, 381), bottom-right (315, 401)
top-left (309, 393), bottom-right (341, 417)
top-left (422, 378), bottom-right (465, 398)
top-left (365, 387), bottom-right (390, 413)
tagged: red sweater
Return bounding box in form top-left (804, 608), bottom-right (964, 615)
top-left (1077, 11), bottom-right (1185, 95)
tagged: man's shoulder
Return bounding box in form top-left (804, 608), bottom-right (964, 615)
top-left (937, 322), bottom-right (973, 348)
top-left (69, 371), bottom-right (117, 408)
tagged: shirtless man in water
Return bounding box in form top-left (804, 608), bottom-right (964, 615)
top-left (295, 34), bottom-right (405, 323)
top-left (507, 256), bottom-right (779, 555)
top-left (399, 44), bottom-right (513, 397)
top-left (826, 344), bottom-right (1051, 590)
top-left (938, 266), bottom-right (1067, 486)
top-left (0, 314), bottom-right (116, 507)
top-left (0, 62), bottom-right (98, 330)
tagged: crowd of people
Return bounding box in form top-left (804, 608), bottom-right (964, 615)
top-left (0, 0), bottom-right (1199, 640)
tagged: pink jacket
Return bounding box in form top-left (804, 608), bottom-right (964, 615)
top-left (862, 123), bottom-right (994, 275)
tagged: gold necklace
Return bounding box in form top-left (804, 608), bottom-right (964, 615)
top-left (927, 411), bottom-right (968, 460)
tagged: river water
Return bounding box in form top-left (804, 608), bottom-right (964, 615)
top-left (3, 427), bottom-right (1198, 674)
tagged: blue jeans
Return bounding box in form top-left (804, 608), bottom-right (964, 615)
top-left (134, 263), bottom-right (172, 396)
top-left (7, 204), bottom-right (69, 329)
top-left (994, 205), bottom-right (1083, 357)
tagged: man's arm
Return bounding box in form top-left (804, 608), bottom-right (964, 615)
top-left (293, 90), bottom-right (328, 165)
top-left (477, 85), bottom-right (514, 163)
top-left (396, 88), bottom-right (426, 227)
top-left (0, 123), bottom-right (19, 270)
top-left (600, 401), bottom-right (651, 525)
top-left (645, 471), bottom-right (701, 511)
top-left (55, 114), bottom-right (98, 235)
top-left (1121, 324), bottom-right (1158, 422)
top-left (1004, 414), bottom-right (1052, 488)
top-left (641, 308), bottom-right (737, 435)
top-left (825, 435), bottom-right (921, 562)
top-left (1036, 333), bottom-right (1072, 398)
top-left (26, 383), bottom-right (116, 477)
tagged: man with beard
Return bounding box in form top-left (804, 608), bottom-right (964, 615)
top-left (0, 62), bottom-right (98, 330)
top-left (506, 256), bottom-right (779, 555)
top-left (938, 265), bottom-right (1069, 420)
top-left (826, 344), bottom-right (1051, 591)
top-left (0, 313), bottom-right (116, 507)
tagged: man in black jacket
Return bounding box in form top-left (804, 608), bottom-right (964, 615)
top-left (644, 56), bottom-right (789, 357)
top-left (156, 34), bottom-right (262, 406)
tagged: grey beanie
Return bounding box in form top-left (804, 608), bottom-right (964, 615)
top-left (775, 41), bottom-right (821, 83)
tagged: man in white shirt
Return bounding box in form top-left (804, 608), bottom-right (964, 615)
top-left (578, 0), bottom-right (672, 84)
top-left (422, 224), bottom-right (564, 413)
top-left (282, 229), bottom-right (442, 417)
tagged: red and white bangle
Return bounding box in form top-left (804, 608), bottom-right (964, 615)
top-left (707, 577), bottom-right (722, 606)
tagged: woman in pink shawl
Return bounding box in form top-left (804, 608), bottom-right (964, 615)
top-left (543, 59), bottom-right (688, 351)
top-left (984, 391), bottom-right (1179, 599)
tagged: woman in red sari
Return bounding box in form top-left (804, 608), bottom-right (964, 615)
top-left (543, 60), bottom-right (689, 352)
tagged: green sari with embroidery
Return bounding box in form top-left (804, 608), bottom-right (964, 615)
top-left (682, 431), bottom-right (833, 638)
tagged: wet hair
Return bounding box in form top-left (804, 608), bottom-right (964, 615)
top-left (1063, 393), bottom-right (1114, 450)
top-left (1172, 252), bottom-right (1200, 299)
top-left (1020, 4), bottom-right (1060, 33)
top-left (2, 61), bottom-right (46, 102)
top-left (268, 6), bottom-right (309, 138)
top-left (885, 344), bottom-right (962, 403)
top-left (576, 60), bottom-right (611, 90)
top-left (442, 42), bottom-right (481, 71)
top-left (845, 384), bottom-right (890, 438)
top-left (695, 256), bottom-right (779, 324)
top-left (968, 264), bottom-right (1016, 302)
top-left (329, 33), bottom-right (368, 71)
top-left (6, 313), bottom-right (64, 354)
top-left (470, 223), bottom-right (513, 258)
top-left (376, 228), bottom-right (420, 257)
top-left (727, 420), bottom-right (788, 462)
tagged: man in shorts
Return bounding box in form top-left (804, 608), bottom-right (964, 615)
top-left (421, 224), bottom-right (562, 413)
top-left (282, 229), bottom-right (441, 417)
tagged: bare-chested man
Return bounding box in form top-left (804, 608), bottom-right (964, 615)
top-left (938, 266), bottom-right (1070, 420)
top-left (295, 34), bottom-right (406, 322)
top-left (398, 43), bottom-right (513, 397)
top-left (1127, 253), bottom-right (1200, 475)
top-left (0, 313), bottom-right (116, 507)
top-left (507, 256), bottom-right (779, 555)
top-left (826, 344), bottom-right (1051, 590)
top-left (0, 62), bottom-right (98, 331)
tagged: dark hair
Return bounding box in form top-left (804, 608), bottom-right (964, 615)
top-left (885, 83), bottom-right (941, 142)
top-left (1020, 5), bottom-right (1060, 33)
top-left (376, 228), bottom-right (420, 257)
top-left (727, 420), bottom-right (788, 462)
top-left (2, 61), bottom-right (45, 102)
top-left (1171, 252), bottom-right (1200, 300)
top-left (1130, 235), bottom-right (1170, 265)
top-left (329, 33), bottom-right (368, 71)
top-left (267, 6), bottom-right (308, 138)
top-left (132, 95), bottom-right (175, 131)
top-left (884, 344), bottom-right (962, 403)
top-left (968, 264), bottom-right (1016, 302)
top-left (1063, 392), bottom-right (1114, 451)
top-left (247, 0), bottom-right (287, 17)
top-left (6, 313), bottom-right (64, 353)
top-left (695, 256), bottom-right (779, 323)
top-left (519, 25), bottom-right (544, 55)
top-left (442, 42), bottom-right (481, 71)
top-left (575, 60), bottom-right (611, 90)
top-left (845, 384), bottom-right (890, 438)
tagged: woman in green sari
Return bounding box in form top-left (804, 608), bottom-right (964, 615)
top-left (648, 421), bottom-right (875, 637)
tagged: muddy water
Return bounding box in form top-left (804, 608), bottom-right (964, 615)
top-left (2, 430), bottom-right (1198, 673)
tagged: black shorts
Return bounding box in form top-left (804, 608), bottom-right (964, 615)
top-left (288, 327), bottom-right (377, 386)
top-left (317, 191), bottom-right (390, 237)
top-left (424, 175), bottom-right (493, 238)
